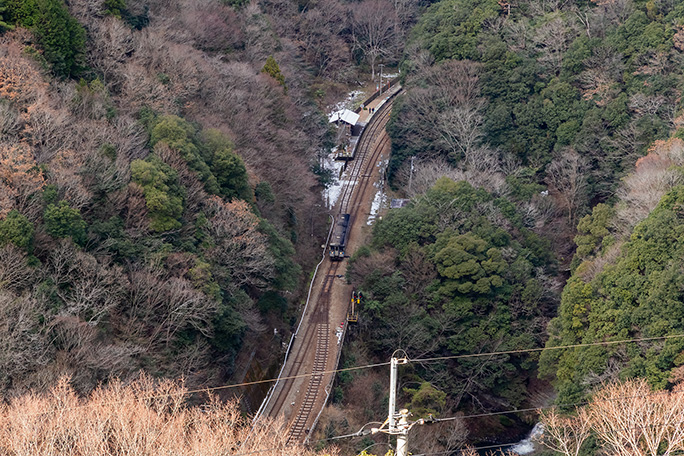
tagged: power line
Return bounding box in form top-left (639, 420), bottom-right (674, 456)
top-left (15, 333), bottom-right (684, 419)
top-left (17, 361), bottom-right (391, 418)
top-left (187, 333), bottom-right (684, 398)
top-left (430, 390), bottom-right (673, 424)
top-left (410, 333), bottom-right (684, 364)
top-left (411, 440), bottom-right (525, 456)
top-left (172, 388), bottom-right (684, 456)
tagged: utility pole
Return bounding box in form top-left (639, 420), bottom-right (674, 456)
top-left (372, 354), bottom-right (415, 456)
top-left (408, 156), bottom-right (415, 194)
top-left (388, 355), bottom-right (403, 431)
top-left (396, 409), bottom-right (410, 456)
top-left (379, 63), bottom-right (384, 95)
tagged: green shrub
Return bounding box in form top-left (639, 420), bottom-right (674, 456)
top-left (0, 0), bottom-right (13, 32)
top-left (0, 210), bottom-right (34, 251)
top-left (130, 156), bottom-right (185, 232)
top-left (8, 0), bottom-right (86, 78)
top-left (255, 181), bottom-right (275, 203)
top-left (44, 201), bottom-right (86, 245)
top-left (261, 56), bottom-right (287, 93)
top-left (103, 0), bottom-right (125, 18)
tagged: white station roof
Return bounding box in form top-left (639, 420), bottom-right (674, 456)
top-left (328, 109), bottom-right (359, 126)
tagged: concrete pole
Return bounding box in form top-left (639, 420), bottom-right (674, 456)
top-left (388, 356), bottom-right (398, 431)
top-left (408, 156), bottom-right (415, 194)
top-left (396, 409), bottom-right (410, 456)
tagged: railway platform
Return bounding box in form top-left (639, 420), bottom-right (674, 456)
top-left (357, 82), bottom-right (402, 124)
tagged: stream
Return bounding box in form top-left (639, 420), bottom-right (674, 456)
top-left (479, 423), bottom-right (543, 455)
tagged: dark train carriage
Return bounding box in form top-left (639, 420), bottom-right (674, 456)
top-left (329, 214), bottom-right (350, 261)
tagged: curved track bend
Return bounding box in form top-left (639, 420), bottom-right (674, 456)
top-left (260, 89), bottom-right (400, 444)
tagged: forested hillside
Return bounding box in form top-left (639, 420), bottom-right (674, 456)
top-left (0, 0), bottom-right (416, 399)
top-left (328, 0), bottom-right (684, 453)
top-left (5, 0), bottom-right (684, 453)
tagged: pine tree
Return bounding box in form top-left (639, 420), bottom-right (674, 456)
top-left (0, 0), bottom-right (14, 32)
top-left (33, 0), bottom-right (86, 78)
top-left (261, 56), bottom-right (287, 93)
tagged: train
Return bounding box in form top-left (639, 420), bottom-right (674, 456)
top-left (329, 214), bottom-right (350, 261)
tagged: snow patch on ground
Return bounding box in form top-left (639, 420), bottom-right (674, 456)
top-left (367, 158), bottom-right (389, 225)
top-left (323, 89), bottom-right (364, 209)
top-left (367, 184), bottom-right (387, 226)
top-left (321, 154), bottom-right (346, 209)
top-left (329, 90), bottom-right (365, 114)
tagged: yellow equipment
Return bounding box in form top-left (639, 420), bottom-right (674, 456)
top-left (347, 291), bottom-right (360, 323)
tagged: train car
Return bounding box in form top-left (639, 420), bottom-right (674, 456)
top-left (329, 214), bottom-right (350, 261)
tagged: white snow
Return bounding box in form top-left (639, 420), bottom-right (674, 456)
top-left (367, 158), bottom-right (388, 225)
top-left (329, 90), bottom-right (364, 114)
top-left (321, 154), bottom-right (345, 209)
top-left (367, 183), bottom-right (387, 226)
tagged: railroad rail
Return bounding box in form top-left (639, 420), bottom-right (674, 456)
top-left (338, 97), bottom-right (395, 215)
top-left (259, 87), bottom-right (402, 445)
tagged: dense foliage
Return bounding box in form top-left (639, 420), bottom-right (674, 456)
top-left (542, 175), bottom-right (684, 404)
top-left (5, 0), bottom-right (85, 78)
top-left (348, 0), bottom-right (684, 447)
top-left (349, 178), bottom-right (557, 416)
top-left (0, 0), bottom-right (328, 398)
top-left (390, 0), bottom-right (684, 200)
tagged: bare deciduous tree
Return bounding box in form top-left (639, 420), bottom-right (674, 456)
top-left (0, 143), bottom-right (46, 220)
top-left (0, 291), bottom-right (51, 390)
top-left (351, 0), bottom-right (400, 79)
top-left (0, 245), bottom-right (34, 293)
top-left (536, 407), bottom-right (591, 456)
top-left (589, 379), bottom-right (684, 456)
top-left (298, 0), bottom-right (350, 79)
top-left (125, 267), bottom-right (218, 349)
top-left (614, 138), bottom-right (684, 232)
top-left (0, 375), bottom-right (339, 456)
top-left (47, 149), bottom-right (91, 210)
top-left (0, 30), bottom-right (49, 106)
top-left (44, 241), bottom-right (125, 325)
top-left (539, 379), bottom-right (684, 456)
top-left (533, 15), bottom-right (577, 75)
top-left (205, 197), bottom-right (275, 289)
top-left (545, 149), bottom-right (588, 226)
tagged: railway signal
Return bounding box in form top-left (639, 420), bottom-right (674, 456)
top-left (347, 291), bottom-right (360, 323)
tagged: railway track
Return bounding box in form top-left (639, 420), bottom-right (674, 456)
top-left (261, 88), bottom-right (401, 444)
top-left (338, 98), bottom-right (395, 215)
top-left (265, 263), bottom-right (338, 424)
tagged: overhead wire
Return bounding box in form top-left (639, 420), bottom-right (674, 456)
top-left (14, 332), bottom-right (684, 419)
top-left (157, 387), bottom-right (684, 456)
top-left (180, 332), bottom-right (684, 398)
top-left (225, 332), bottom-right (684, 455)
top-left (410, 333), bottom-right (684, 364)
top-left (410, 440), bottom-right (524, 456)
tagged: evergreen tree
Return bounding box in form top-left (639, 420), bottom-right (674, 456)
top-left (6, 0), bottom-right (85, 77)
top-left (33, 0), bottom-right (86, 78)
top-left (103, 0), bottom-right (126, 18)
top-left (0, 0), bottom-right (14, 32)
top-left (131, 156), bottom-right (185, 232)
top-left (44, 201), bottom-right (87, 245)
top-left (261, 56), bottom-right (287, 93)
top-left (0, 210), bottom-right (34, 251)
